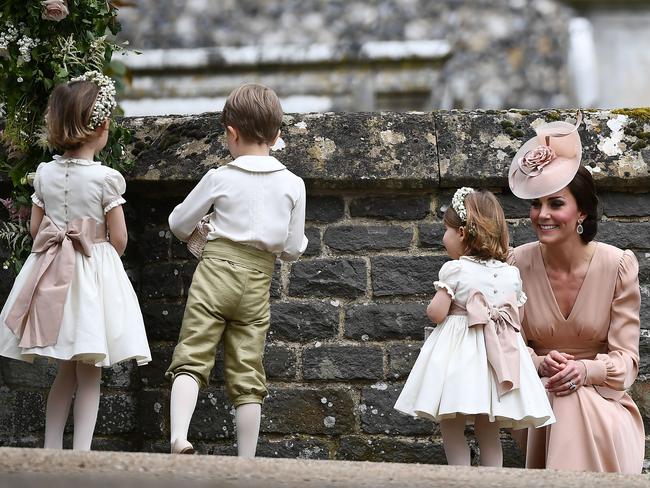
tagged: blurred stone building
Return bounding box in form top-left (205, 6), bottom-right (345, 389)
top-left (115, 0), bottom-right (650, 115)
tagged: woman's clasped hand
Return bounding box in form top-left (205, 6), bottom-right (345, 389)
top-left (539, 350), bottom-right (588, 396)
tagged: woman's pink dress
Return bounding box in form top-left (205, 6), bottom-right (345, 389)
top-left (510, 241), bottom-right (645, 473)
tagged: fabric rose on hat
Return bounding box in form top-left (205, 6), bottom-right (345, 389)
top-left (42, 0), bottom-right (69, 22)
top-left (518, 145), bottom-right (556, 175)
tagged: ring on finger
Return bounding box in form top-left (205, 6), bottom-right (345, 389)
top-left (568, 381), bottom-right (577, 391)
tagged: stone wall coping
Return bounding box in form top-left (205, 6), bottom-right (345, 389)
top-left (116, 109), bottom-right (650, 191)
top-left (120, 39), bottom-right (452, 71)
top-left (3, 109), bottom-right (648, 190)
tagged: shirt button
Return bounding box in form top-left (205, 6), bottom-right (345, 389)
top-left (493, 273), bottom-right (498, 278)
top-left (493, 289), bottom-right (498, 294)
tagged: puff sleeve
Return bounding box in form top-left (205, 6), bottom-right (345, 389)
top-left (31, 163), bottom-right (46, 208)
top-left (434, 260), bottom-right (462, 299)
top-left (581, 250), bottom-right (641, 389)
top-left (102, 169), bottom-right (127, 214)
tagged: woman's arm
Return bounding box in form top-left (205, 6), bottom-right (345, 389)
top-left (106, 205), bottom-right (128, 256)
top-left (580, 251), bottom-right (640, 389)
top-left (29, 205), bottom-right (45, 239)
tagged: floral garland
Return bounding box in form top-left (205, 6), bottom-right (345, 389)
top-left (70, 70), bottom-right (117, 129)
top-left (0, 1), bottom-right (133, 273)
top-left (451, 187), bottom-right (475, 222)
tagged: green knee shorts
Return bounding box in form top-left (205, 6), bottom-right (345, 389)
top-left (166, 238), bottom-right (275, 407)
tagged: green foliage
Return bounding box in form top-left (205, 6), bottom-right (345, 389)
top-left (0, 220), bottom-right (31, 273)
top-left (0, 0), bottom-right (133, 269)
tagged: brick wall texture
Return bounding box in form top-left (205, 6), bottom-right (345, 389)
top-left (0, 109), bottom-right (648, 467)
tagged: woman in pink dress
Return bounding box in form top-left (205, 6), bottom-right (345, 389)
top-left (507, 113), bottom-right (645, 473)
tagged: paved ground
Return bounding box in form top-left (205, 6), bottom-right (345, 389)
top-left (0, 447), bottom-right (647, 488)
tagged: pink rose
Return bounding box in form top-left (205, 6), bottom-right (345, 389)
top-left (518, 144), bottom-right (556, 176)
top-left (42, 0), bottom-right (69, 22)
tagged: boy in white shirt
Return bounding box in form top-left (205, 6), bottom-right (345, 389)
top-left (165, 84), bottom-right (307, 457)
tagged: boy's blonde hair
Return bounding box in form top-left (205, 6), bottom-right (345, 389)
top-left (47, 81), bottom-right (101, 150)
top-left (443, 190), bottom-right (509, 261)
top-left (221, 83), bottom-right (283, 144)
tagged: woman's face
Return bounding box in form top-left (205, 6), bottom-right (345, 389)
top-left (529, 187), bottom-right (586, 245)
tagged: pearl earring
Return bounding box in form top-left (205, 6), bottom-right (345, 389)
top-left (576, 219), bottom-right (584, 235)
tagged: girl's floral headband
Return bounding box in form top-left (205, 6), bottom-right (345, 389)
top-left (451, 187), bottom-right (475, 223)
top-left (70, 70), bottom-right (117, 129)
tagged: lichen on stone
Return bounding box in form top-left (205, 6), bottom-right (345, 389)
top-left (379, 130), bottom-right (406, 145)
top-left (597, 114), bottom-right (628, 157)
top-left (611, 108), bottom-right (650, 123)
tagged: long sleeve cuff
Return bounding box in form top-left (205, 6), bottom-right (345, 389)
top-left (279, 235), bottom-right (308, 262)
top-left (581, 358), bottom-right (608, 386)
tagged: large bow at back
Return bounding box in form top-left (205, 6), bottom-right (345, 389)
top-left (5, 216), bottom-right (101, 348)
top-left (466, 289), bottom-right (521, 398)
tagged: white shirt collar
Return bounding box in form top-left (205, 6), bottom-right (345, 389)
top-left (460, 255), bottom-right (508, 268)
top-left (53, 155), bottom-right (100, 166)
top-left (227, 155), bottom-right (286, 173)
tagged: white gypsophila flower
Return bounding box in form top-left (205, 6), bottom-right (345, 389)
top-left (16, 76), bottom-right (23, 82)
top-left (0, 22), bottom-right (19, 50)
top-left (451, 187), bottom-right (475, 222)
top-left (16, 35), bottom-right (38, 62)
top-left (70, 70), bottom-right (117, 129)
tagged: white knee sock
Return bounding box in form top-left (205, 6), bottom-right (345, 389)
top-left (235, 403), bottom-right (261, 458)
top-left (474, 415), bottom-right (503, 467)
top-left (440, 415), bottom-right (471, 465)
top-left (44, 361), bottom-right (77, 449)
top-left (170, 374), bottom-right (199, 445)
top-left (72, 362), bottom-right (101, 451)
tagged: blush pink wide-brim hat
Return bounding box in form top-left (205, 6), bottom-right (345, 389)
top-left (508, 116), bottom-right (583, 200)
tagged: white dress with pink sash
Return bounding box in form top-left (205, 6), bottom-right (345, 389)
top-left (394, 257), bottom-right (554, 429)
top-left (0, 156), bottom-right (151, 367)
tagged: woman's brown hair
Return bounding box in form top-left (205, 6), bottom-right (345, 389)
top-left (567, 166), bottom-right (600, 243)
top-left (443, 190), bottom-right (510, 261)
top-left (47, 80), bottom-right (100, 150)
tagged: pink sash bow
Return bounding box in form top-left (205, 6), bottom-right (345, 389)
top-left (5, 216), bottom-right (104, 348)
top-left (465, 290), bottom-right (521, 398)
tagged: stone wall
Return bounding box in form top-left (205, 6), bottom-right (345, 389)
top-left (116, 0), bottom-right (572, 112)
top-left (0, 109), bottom-right (649, 467)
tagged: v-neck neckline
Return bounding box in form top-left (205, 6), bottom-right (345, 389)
top-left (536, 242), bottom-right (599, 322)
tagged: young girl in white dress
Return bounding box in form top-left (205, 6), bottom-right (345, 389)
top-left (0, 71), bottom-right (151, 450)
top-left (394, 188), bottom-right (554, 466)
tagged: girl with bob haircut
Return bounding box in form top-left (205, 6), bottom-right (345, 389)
top-left (395, 188), bottom-right (554, 467)
top-left (0, 71), bottom-right (151, 451)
